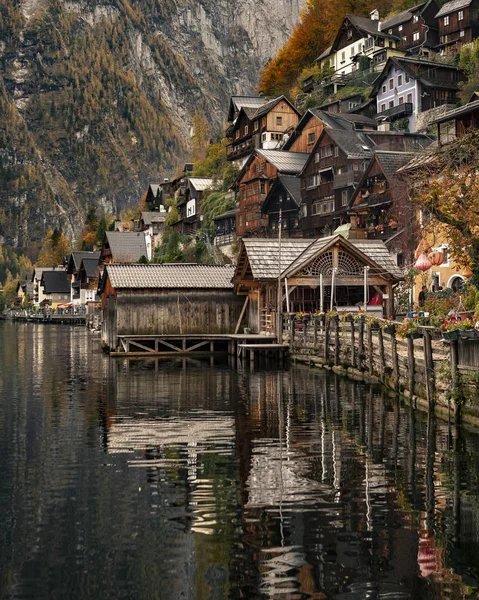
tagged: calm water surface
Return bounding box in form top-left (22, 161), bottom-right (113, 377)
top-left (1, 322), bottom-right (479, 599)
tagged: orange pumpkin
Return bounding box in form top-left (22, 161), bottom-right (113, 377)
top-left (428, 251), bottom-right (444, 266)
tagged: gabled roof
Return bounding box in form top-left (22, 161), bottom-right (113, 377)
top-left (238, 239), bottom-right (312, 280)
top-left (79, 258), bottom-right (100, 279)
top-left (104, 232), bottom-right (148, 263)
top-left (141, 211), bottom-right (166, 226)
top-left (381, 2), bottom-right (428, 29)
top-left (251, 95), bottom-right (301, 121)
top-left (32, 267), bottom-right (61, 281)
top-left (330, 15), bottom-right (399, 53)
top-left (436, 0), bottom-right (472, 18)
top-left (148, 183), bottom-right (161, 196)
top-left (41, 270), bottom-right (71, 294)
top-left (228, 96), bottom-right (273, 121)
top-left (188, 177), bottom-right (220, 192)
top-left (67, 251), bottom-right (100, 274)
top-left (281, 235), bottom-right (402, 280)
top-left (100, 264), bottom-right (235, 291)
top-left (256, 149), bottom-right (309, 173)
top-left (317, 45), bottom-right (333, 62)
top-left (262, 175), bottom-right (302, 214)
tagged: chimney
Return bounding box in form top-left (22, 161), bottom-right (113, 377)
top-left (370, 9), bottom-right (379, 21)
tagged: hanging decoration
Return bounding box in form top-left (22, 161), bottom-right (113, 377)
top-left (416, 253), bottom-right (432, 272)
top-left (415, 240), bottom-right (431, 260)
top-left (428, 251), bottom-right (444, 266)
top-left (463, 266), bottom-right (473, 278)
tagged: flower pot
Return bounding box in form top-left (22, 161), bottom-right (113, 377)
top-left (369, 323), bottom-right (380, 331)
top-left (442, 330), bottom-right (459, 340)
top-left (458, 330), bottom-right (476, 339)
top-left (384, 325), bottom-right (395, 335)
top-left (406, 331), bottom-right (422, 340)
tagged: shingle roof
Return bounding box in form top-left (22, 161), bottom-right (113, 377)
top-left (381, 2), bottom-right (426, 29)
top-left (317, 45), bottom-right (333, 61)
top-left (240, 239), bottom-right (312, 280)
top-left (104, 232), bottom-right (148, 263)
top-left (149, 183), bottom-right (161, 196)
top-left (256, 149), bottom-right (309, 173)
top-left (70, 251), bottom-right (100, 272)
top-left (32, 267), bottom-right (61, 281)
top-left (375, 150), bottom-right (417, 176)
top-left (281, 235), bottom-right (402, 280)
top-left (103, 264), bottom-right (235, 290)
top-left (80, 258), bottom-right (100, 279)
top-left (436, 0), bottom-right (472, 17)
top-left (141, 211), bottom-right (167, 225)
top-left (346, 15), bottom-right (399, 39)
top-left (188, 177), bottom-right (220, 192)
top-left (327, 130), bottom-right (374, 158)
top-left (278, 175), bottom-right (302, 205)
top-left (41, 271), bottom-right (71, 294)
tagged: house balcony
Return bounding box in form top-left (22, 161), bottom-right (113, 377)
top-left (302, 76), bottom-right (315, 93)
top-left (334, 171), bottom-right (362, 189)
top-left (366, 225), bottom-right (398, 241)
top-left (361, 190), bottom-right (393, 208)
top-left (377, 102), bottom-right (413, 120)
top-left (227, 138), bottom-right (256, 160)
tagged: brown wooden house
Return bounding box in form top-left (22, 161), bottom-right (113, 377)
top-left (381, 0), bottom-right (439, 53)
top-left (235, 149), bottom-right (308, 237)
top-left (175, 177), bottom-right (221, 235)
top-left (226, 96), bottom-right (301, 165)
top-left (261, 175), bottom-right (303, 238)
top-left (436, 0), bottom-right (479, 54)
top-left (435, 94), bottom-right (479, 143)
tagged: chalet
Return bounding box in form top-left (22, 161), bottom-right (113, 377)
top-left (371, 56), bottom-right (463, 132)
top-left (226, 96), bottom-right (301, 166)
top-left (213, 209), bottom-right (237, 246)
top-left (436, 0), bottom-right (479, 54)
top-left (99, 264), bottom-right (243, 351)
top-left (234, 149), bottom-right (309, 237)
top-left (139, 211), bottom-right (167, 247)
top-left (316, 12), bottom-right (401, 79)
top-left (40, 271), bottom-right (71, 308)
top-left (31, 267), bottom-right (63, 306)
top-left (261, 176), bottom-right (302, 238)
top-left (434, 93), bottom-right (479, 143)
top-left (380, 0), bottom-right (440, 53)
top-left (100, 232), bottom-right (149, 265)
top-left (316, 94), bottom-right (378, 118)
top-left (233, 236), bottom-right (402, 335)
top-left (66, 251), bottom-right (100, 306)
top-left (77, 258), bottom-right (101, 307)
top-left (284, 108), bottom-right (376, 154)
top-left (175, 177), bottom-right (221, 235)
top-left (347, 151), bottom-right (415, 249)
top-left (144, 183), bottom-right (162, 211)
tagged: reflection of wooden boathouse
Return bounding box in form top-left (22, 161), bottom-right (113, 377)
top-left (234, 234), bottom-right (402, 335)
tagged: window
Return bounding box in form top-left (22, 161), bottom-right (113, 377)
top-left (389, 78), bottom-right (394, 90)
top-left (413, 31), bottom-right (420, 41)
top-left (347, 28), bottom-right (353, 39)
top-left (307, 132), bottom-right (315, 145)
top-left (381, 103), bottom-right (386, 112)
top-left (407, 93), bottom-right (413, 103)
top-left (262, 133), bottom-right (267, 142)
top-left (350, 45), bottom-right (355, 56)
top-left (389, 100), bottom-right (394, 108)
top-left (402, 36), bottom-right (407, 42)
top-left (398, 74), bottom-right (403, 86)
top-left (276, 116), bottom-right (282, 126)
top-left (253, 121), bottom-right (259, 132)
top-left (388, 29), bottom-right (392, 34)
top-left (260, 182), bottom-right (266, 194)
top-left (382, 84), bottom-right (387, 93)
top-left (235, 130), bottom-right (240, 140)
top-left (319, 145), bottom-right (333, 158)
top-left (413, 14), bottom-right (419, 23)
top-left (314, 152), bottom-right (320, 163)
top-left (334, 146), bottom-right (339, 157)
top-left (341, 51), bottom-right (346, 62)
top-left (341, 190), bottom-right (348, 206)
top-left (399, 96), bottom-right (404, 105)
top-left (244, 125), bottom-right (249, 136)
top-left (398, 24), bottom-right (403, 31)
top-left (405, 73), bottom-right (410, 83)
top-left (458, 10), bottom-right (464, 20)
top-left (444, 15), bottom-right (449, 26)
top-left (460, 29), bottom-right (465, 37)
top-left (238, 214), bottom-right (243, 227)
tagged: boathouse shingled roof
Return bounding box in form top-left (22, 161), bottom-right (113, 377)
top-left (103, 264), bottom-right (236, 290)
top-left (104, 232), bottom-right (148, 263)
top-left (240, 239), bottom-right (312, 280)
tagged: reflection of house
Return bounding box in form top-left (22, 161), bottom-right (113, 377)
top-left (348, 151), bottom-right (415, 249)
top-left (175, 177), bottom-right (221, 236)
top-left (40, 271), bottom-right (71, 308)
top-left (234, 235), bottom-right (402, 334)
top-left (436, 0), bottom-right (479, 54)
top-left (371, 57), bottom-right (463, 132)
top-left (235, 149), bottom-right (308, 237)
top-left (99, 264), bottom-right (243, 350)
top-left (100, 232), bottom-right (149, 265)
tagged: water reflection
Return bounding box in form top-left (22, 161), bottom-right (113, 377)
top-left (1, 322), bottom-right (479, 599)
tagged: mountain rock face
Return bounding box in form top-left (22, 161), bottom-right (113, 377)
top-left (0, 0), bottom-right (303, 251)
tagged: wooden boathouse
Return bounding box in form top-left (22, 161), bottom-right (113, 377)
top-left (99, 263), bottom-right (245, 352)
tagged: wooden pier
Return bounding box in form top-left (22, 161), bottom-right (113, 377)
top-left (11, 313), bottom-right (87, 325)
top-left (110, 333), bottom-right (285, 364)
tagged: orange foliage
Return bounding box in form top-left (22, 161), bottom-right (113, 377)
top-left (259, 0), bottom-right (400, 96)
top-left (81, 232), bottom-right (97, 251)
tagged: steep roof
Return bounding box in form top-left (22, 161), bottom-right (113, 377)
top-left (282, 235), bottom-right (402, 280)
top-left (256, 149), bottom-right (309, 173)
top-left (228, 96), bottom-right (272, 121)
top-left (101, 264), bottom-right (235, 291)
top-left (239, 239), bottom-right (312, 280)
top-left (80, 258), bottom-right (100, 279)
top-left (278, 175), bottom-right (302, 205)
top-left (68, 251), bottom-right (99, 273)
top-left (32, 267), bottom-right (61, 281)
top-left (148, 183), bottom-right (161, 196)
top-left (345, 14), bottom-right (399, 39)
top-left (251, 95), bottom-right (300, 120)
top-left (141, 211), bottom-right (166, 226)
top-left (41, 271), bottom-right (71, 294)
top-left (381, 2), bottom-right (427, 29)
top-left (436, 0), bottom-right (472, 17)
top-left (104, 232), bottom-right (148, 263)
top-left (326, 129), bottom-right (374, 158)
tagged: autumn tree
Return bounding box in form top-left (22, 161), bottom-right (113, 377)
top-left (408, 132), bottom-right (479, 277)
top-left (36, 229), bottom-right (71, 266)
top-left (191, 112), bottom-right (210, 162)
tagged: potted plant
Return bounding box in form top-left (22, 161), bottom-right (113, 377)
top-left (396, 320), bottom-right (421, 339)
top-left (441, 318), bottom-right (476, 340)
top-left (366, 315), bottom-right (381, 330)
top-left (313, 311), bottom-right (325, 323)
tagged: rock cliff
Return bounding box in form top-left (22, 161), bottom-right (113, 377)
top-left (0, 0), bottom-right (303, 250)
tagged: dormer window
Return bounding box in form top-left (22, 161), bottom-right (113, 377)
top-left (235, 130), bottom-right (240, 140)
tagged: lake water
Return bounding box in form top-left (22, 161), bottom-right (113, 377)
top-left (1, 322), bottom-right (479, 599)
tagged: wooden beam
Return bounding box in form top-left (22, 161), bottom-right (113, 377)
top-left (129, 340), bottom-right (157, 353)
top-left (234, 296), bottom-right (250, 334)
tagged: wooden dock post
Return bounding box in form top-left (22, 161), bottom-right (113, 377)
top-left (407, 337), bottom-right (415, 399)
top-left (350, 319), bottom-right (356, 369)
top-left (378, 328), bottom-right (385, 382)
top-left (367, 324), bottom-right (373, 376)
top-left (358, 318), bottom-right (365, 372)
top-left (423, 330), bottom-right (434, 410)
top-left (334, 317), bottom-right (340, 366)
top-left (324, 318), bottom-right (330, 361)
top-left (391, 332), bottom-right (399, 391)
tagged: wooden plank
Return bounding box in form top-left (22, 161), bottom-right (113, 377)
top-left (129, 340), bottom-right (158, 353)
top-left (186, 340), bottom-right (211, 352)
top-left (234, 296), bottom-right (249, 334)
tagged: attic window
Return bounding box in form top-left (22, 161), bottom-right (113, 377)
top-left (444, 15), bottom-right (449, 26)
top-left (308, 132), bottom-right (315, 145)
top-left (413, 15), bottom-right (419, 23)
top-left (459, 10), bottom-right (464, 20)
top-left (276, 116), bottom-right (283, 126)
top-left (399, 25), bottom-right (403, 31)
top-left (347, 29), bottom-right (353, 39)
